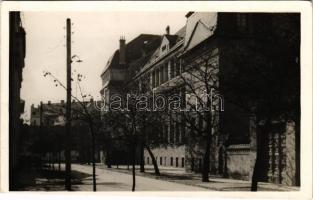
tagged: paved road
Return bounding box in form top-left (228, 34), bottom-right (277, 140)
top-left (71, 164), bottom-right (207, 191)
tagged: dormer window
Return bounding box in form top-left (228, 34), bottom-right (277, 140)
top-left (161, 45), bottom-right (167, 52)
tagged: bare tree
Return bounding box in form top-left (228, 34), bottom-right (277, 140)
top-left (171, 52), bottom-right (221, 182)
top-left (219, 14), bottom-right (300, 190)
top-left (43, 70), bottom-right (102, 191)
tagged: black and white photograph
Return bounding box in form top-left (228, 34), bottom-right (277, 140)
top-left (2, 1), bottom-right (312, 195)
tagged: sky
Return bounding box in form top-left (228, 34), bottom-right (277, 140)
top-left (20, 12), bottom-right (186, 121)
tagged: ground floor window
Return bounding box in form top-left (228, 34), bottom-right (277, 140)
top-left (182, 157), bottom-right (185, 168)
top-left (170, 157), bottom-right (173, 166)
top-left (160, 157), bottom-right (163, 165)
top-left (176, 157), bottom-right (179, 167)
top-left (147, 157), bottom-right (149, 164)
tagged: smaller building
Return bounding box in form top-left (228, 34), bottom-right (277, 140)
top-left (29, 99), bottom-right (103, 164)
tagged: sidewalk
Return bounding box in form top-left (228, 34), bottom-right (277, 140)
top-left (101, 164), bottom-right (299, 191)
top-left (14, 165), bottom-right (90, 191)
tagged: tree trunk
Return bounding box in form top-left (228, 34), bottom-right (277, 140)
top-left (106, 151), bottom-right (112, 168)
top-left (89, 124), bottom-right (97, 192)
top-left (140, 142), bottom-right (145, 173)
top-left (131, 143), bottom-right (136, 192)
top-left (58, 151), bottom-right (61, 171)
top-left (53, 153), bottom-right (56, 170)
top-left (202, 110), bottom-right (212, 182)
top-left (251, 120), bottom-right (268, 191)
top-left (202, 137), bottom-right (210, 182)
top-left (145, 145), bottom-right (160, 176)
top-left (251, 159), bottom-right (260, 191)
top-left (52, 154), bottom-right (54, 169)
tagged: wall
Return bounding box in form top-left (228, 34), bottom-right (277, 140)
top-left (283, 121), bottom-right (297, 186)
top-left (144, 146), bottom-right (186, 168)
top-left (227, 144), bottom-right (253, 180)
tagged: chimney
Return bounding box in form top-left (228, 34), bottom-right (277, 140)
top-left (90, 98), bottom-right (94, 102)
top-left (48, 101), bottom-right (51, 105)
top-left (119, 36), bottom-right (126, 65)
top-left (61, 100), bottom-right (65, 104)
top-left (185, 12), bottom-right (194, 18)
top-left (166, 26), bottom-right (170, 35)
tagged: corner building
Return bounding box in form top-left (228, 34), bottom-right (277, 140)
top-left (101, 12), bottom-right (300, 186)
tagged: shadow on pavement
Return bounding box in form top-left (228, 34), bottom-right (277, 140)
top-left (13, 166), bottom-right (92, 191)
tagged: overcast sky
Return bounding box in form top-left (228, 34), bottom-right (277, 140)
top-left (21, 12), bottom-right (186, 121)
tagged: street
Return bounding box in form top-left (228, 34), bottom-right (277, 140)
top-left (70, 164), bottom-right (208, 191)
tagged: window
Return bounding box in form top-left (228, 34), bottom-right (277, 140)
top-left (147, 157), bottom-right (150, 165)
top-left (175, 60), bottom-right (181, 76)
top-left (170, 60), bottom-right (175, 79)
top-left (170, 157), bottom-right (173, 166)
top-left (170, 121), bottom-right (174, 144)
top-left (152, 71), bottom-right (155, 88)
top-left (175, 122), bottom-right (180, 144)
top-left (163, 124), bottom-right (168, 142)
top-left (163, 64), bottom-right (168, 82)
top-left (160, 157), bottom-right (163, 166)
top-left (182, 158), bottom-right (185, 168)
top-left (236, 14), bottom-right (247, 32)
top-left (161, 45), bottom-right (167, 52)
top-left (181, 123), bottom-right (186, 143)
top-left (156, 68), bottom-right (160, 86)
top-left (160, 66), bottom-right (164, 84)
top-left (176, 157), bottom-right (179, 167)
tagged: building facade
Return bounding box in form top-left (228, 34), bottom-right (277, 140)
top-left (9, 11), bottom-right (26, 189)
top-left (100, 12), bottom-right (300, 186)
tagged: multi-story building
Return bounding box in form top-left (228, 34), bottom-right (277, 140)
top-left (100, 12), bottom-right (300, 186)
top-left (30, 99), bottom-right (103, 163)
top-left (100, 34), bottom-right (162, 110)
top-left (9, 11), bottom-right (26, 189)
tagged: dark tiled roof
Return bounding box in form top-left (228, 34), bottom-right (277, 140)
top-left (175, 25), bottom-right (186, 39)
top-left (165, 35), bottom-right (179, 47)
top-left (101, 34), bottom-right (161, 76)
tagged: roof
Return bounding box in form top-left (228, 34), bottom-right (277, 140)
top-left (135, 25), bottom-right (187, 76)
top-left (175, 25), bottom-right (186, 39)
top-left (101, 25), bottom-right (187, 82)
top-left (165, 35), bottom-right (179, 47)
top-left (101, 34), bottom-right (162, 76)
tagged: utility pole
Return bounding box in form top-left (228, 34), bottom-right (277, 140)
top-left (39, 101), bottom-right (43, 165)
top-left (65, 18), bottom-right (72, 191)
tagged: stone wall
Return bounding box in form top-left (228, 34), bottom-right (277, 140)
top-left (227, 144), bottom-right (253, 180)
top-left (283, 121), bottom-right (297, 185)
top-left (144, 146), bottom-right (186, 168)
